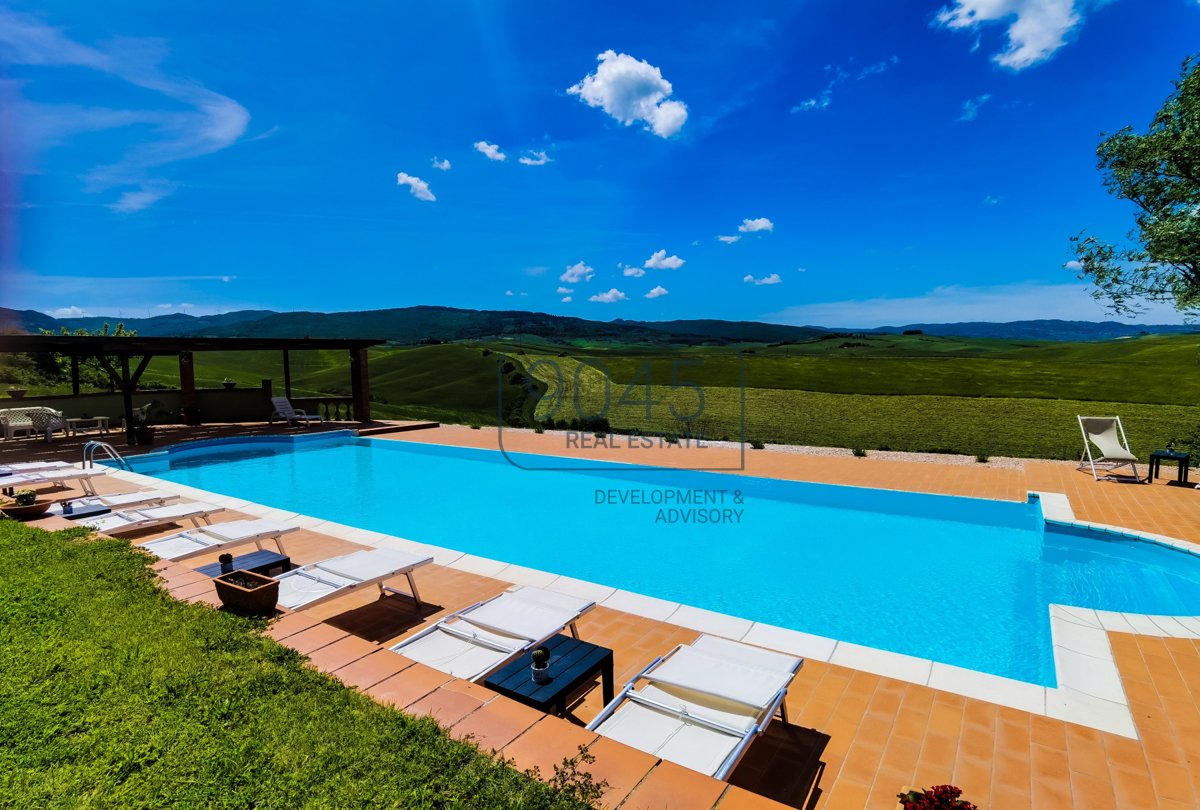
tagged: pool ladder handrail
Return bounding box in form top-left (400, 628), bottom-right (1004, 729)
top-left (83, 441), bottom-right (131, 471)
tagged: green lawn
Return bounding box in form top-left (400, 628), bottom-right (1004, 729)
top-left (0, 521), bottom-right (593, 808)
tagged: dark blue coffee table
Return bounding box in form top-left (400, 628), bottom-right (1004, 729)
top-left (484, 633), bottom-right (615, 716)
top-left (1148, 449), bottom-right (1191, 484)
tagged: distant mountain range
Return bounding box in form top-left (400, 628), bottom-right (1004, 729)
top-left (0, 306), bottom-right (1194, 345)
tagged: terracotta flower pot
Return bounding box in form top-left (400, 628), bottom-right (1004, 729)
top-left (6, 389), bottom-right (26, 399)
top-left (213, 570), bottom-right (279, 615)
top-left (1, 500), bottom-right (51, 520)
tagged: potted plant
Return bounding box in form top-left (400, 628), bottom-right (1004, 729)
top-left (531, 646), bottom-right (551, 684)
top-left (213, 570), bottom-right (279, 615)
top-left (222, 378), bottom-right (237, 390)
top-left (2, 489), bottom-right (52, 520)
top-left (6, 387), bottom-right (27, 399)
top-left (897, 785), bottom-right (979, 810)
top-left (130, 404), bottom-right (155, 445)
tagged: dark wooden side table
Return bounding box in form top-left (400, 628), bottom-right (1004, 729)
top-left (194, 550), bottom-right (293, 578)
top-left (484, 633), bottom-right (615, 716)
top-left (1148, 450), bottom-right (1191, 484)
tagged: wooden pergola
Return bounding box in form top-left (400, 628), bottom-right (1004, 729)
top-left (0, 335), bottom-right (384, 443)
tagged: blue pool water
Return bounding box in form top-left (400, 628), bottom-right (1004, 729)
top-left (122, 434), bottom-right (1200, 686)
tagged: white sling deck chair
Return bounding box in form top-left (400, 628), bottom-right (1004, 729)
top-left (587, 634), bottom-right (803, 780)
top-left (0, 460), bottom-right (72, 475)
top-left (0, 466), bottom-right (109, 495)
top-left (79, 502), bottom-right (225, 535)
top-left (269, 397), bottom-right (323, 427)
top-left (390, 586), bottom-right (596, 681)
top-left (1078, 416), bottom-right (1140, 481)
top-left (49, 489), bottom-right (180, 516)
top-left (138, 518), bottom-right (298, 561)
top-left (275, 547), bottom-right (434, 610)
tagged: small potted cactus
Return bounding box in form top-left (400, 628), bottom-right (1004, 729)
top-left (222, 378), bottom-right (237, 390)
top-left (531, 646), bottom-right (551, 684)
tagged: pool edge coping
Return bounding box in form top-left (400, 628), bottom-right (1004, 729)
top-left (96, 458), bottom-right (1200, 742)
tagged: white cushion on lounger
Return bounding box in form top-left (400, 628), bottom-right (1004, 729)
top-left (646, 646), bottom-right (795, 709)
top-left (142, 531), bottom-right (224, 559)
top-left (396, 625), bottom-right (520, 679)
top-left (596, 698), bottom-right (743, 776)
top-left (203, 518), bottom-right (292, 542)
top-left (319, 548), bottom-right (429, 581)
top-left (463, 598), bottom-right (580, 643)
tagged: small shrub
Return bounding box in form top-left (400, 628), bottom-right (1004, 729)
top-left (975, 453), bottom-right (989, 464)
top-left (481, 348), bottom-right (492, 357)
top-left (897, 784), bottom-right (979, 810)
top-left (750, 440), bottom-right (765, 450)
top-left (664, 433), bottom-right (680, 445)
top-left (13, 489), bottom-right (37, 506)
top-left (852, 447), bottom-right (867, 458)
top-left (877, 445), bottom-right (891, 452)
top-left (469, 424), bottom-right (481, 430)
top-left (594, 432), bottom-right (607, 440)
top-left (533, 426), bottom-right (545, 434)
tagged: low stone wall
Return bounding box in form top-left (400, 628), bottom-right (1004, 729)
top-left (0, 381), bottom-right (276, 425)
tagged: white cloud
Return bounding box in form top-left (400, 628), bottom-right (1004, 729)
top-left (562, 296), bottom-right (573, 303)
top-left (524, 266), bottom-right (548, 277)
top-left (589, 288), bottom-right (628, 304)
top-left (796, 267), bottom-right (807, 273)
top-left (518, 150), bottom-right (552, 166)
top-left (110, 183), bottom-right (173, 213)
top-left (623, 266), bottom-right (646, 278)
top-left (645, 285), bottom-right (669, 299)
top-left (505, 290), bottom-right (514, 297)
top-left (738, 217), bottom-right (774, 233)
top-left (1063, 260), bottom-right (1082, 270)
top-left (567, 50), bottom-right (688, 138)
top-left (560, 261), bottom-right (595, 284)
top-left (983, 194), bottom-right (1001, 205)
top-left (431, 157), bottom-right (451, 170)
top-left (958, 93), bottom-right (993, 121)
top-left (474, 141), bottom-right (506, 161)
top-left (556, 286), bottom-right (574, 294)
top-left (717, 235), bottom-right (741, 244)
top-left (49, 305), bottom-right (91, 318)
top-left (0, 8), bottom-right (250, 212)
top-left (765, 281), bottom-right (1190, 327)
top-left (155, 303), bottom-right (194, 310)
top-left (396, 172), bottom-right (436, 201)
top-left (744, 273), bottom-right (783, 286)
top-left (792, 56), bottom-right (898, 113)
top-left (644, 249), bottom-right (685, 270)
top-left (935, 0), bottom-right (1082, 70)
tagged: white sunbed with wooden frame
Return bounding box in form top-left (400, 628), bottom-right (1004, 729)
top-left (0, 466), bottom-right (110, 495)
top-left (78, 501), bottom-right (225, 535)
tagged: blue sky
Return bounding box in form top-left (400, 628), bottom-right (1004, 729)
top-left (2, 0), bottom-right (1198, 326)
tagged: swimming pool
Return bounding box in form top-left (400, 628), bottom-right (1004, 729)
top-left (121, 434), bottom-right (1200, 686)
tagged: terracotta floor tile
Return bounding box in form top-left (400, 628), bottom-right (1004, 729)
top-left (451, 696), bottom-right (544, 752)
top-left (406, 686), bottom-right (485, 728)
top-left (585, 736), bottom-right (662, 807)
top-left (305, 634), bottom-right (380, 674)
top-left (714, 785), bottom-right (791, 809)
top-left (283, 623), bottom-right (350, 655)
top-left (331, 649), bottom-right (412, 690)
top-left (265, 611), bottom-right (322, 641)
top-left (366, 663), bottom-right (453, 709)
top-left (622, 760), bottom-right (726, 810)
top-left (500, 716), bottom-right (598, 780)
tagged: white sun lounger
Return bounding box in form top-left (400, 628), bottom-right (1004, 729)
top-left (391, 586), bottom-right (596, 682)
top-left (49, 489), bottom-right (180, 516)
top-left (1078, 415), bottom-right (1140, 481)
top-left (0, 460), bottom-right (72, 475)
top-left (269, 396), bottom-right (324, 427)
top-left (78, 501), bottom-right (225, 535)
top-left (0, 466), bottom-right (109, 495)
top-left (275, 547), bottom-right (433, 610)
top-left (587, 634), bottom-right (803, 780)
top-left (138, 518), bottom-right (298, 561)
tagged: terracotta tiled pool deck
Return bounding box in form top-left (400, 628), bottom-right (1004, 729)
top-left (14, 425), bottom-right (1200, 809)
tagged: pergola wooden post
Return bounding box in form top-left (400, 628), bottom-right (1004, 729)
top-left (179, 351), bottom-right (198, 424)
top-left (349, 347), bottom-right (371, 422)
top-left (69, 355), bottom-right (80, 395)
top-left (282, 349), bottom-right (292, 400)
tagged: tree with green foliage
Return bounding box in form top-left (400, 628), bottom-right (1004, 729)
top-left (1071, 54), bottom-right (1200, 315)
